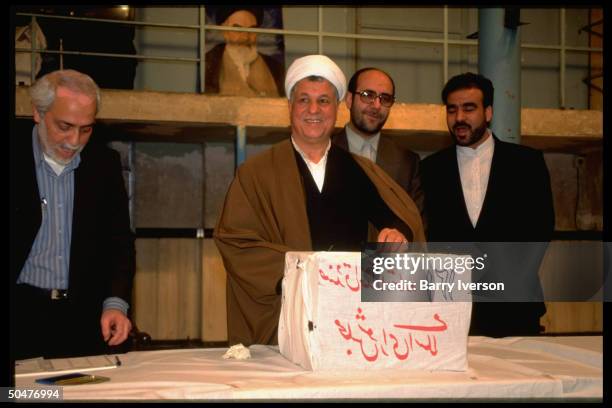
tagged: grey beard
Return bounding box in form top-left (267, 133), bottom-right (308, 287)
top-left (37, 123), bottom-right (82, 165)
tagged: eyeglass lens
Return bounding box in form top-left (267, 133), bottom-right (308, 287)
top-left (358, 90), bottom-right (394, 107)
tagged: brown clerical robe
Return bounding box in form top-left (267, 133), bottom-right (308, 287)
top-left (214, 139), bottom-right (425, 346)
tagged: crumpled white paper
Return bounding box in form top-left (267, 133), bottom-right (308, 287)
top-left (222, 343), bottom-right (251, 360)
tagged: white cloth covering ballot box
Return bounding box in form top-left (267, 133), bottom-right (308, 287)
top-left (279, 251), bottom-right (472, 371)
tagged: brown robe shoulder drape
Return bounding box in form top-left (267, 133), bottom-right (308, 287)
top-left (214, 139), bottom-right (425, 346)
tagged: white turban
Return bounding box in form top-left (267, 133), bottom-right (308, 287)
top-left (284, 54), bottom-right (347, 101)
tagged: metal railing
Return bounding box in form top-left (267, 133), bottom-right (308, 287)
top-left (14, 7), bottom-right (603, 238)
top-left (16, 6), bottom-right (602, 108)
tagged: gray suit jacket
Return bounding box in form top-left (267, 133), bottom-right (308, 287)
top-left (332, 127), bottom-right (424, 218)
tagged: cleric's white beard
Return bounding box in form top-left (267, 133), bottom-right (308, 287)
top-left (226, 42), bottom-right (258, 64)
top-left (225, 43), bottom-right (259, 81)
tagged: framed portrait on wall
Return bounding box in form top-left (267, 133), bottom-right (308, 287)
top-left (204, 6), bottom-right (285, 97)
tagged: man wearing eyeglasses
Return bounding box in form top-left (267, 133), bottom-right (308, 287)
top-left (333, 68), bottom-right (424, 216)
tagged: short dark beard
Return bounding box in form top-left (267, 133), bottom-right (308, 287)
top-left (350, 96), bottom-right (387, 136)
top-left (454, 121), bottom-right (488, 147)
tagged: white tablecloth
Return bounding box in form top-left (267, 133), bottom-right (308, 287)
top-left (15, 336), bottom-right (602, 401)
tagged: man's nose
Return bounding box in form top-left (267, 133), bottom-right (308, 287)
top-left (308, 100), bottom-right (320, 113)
top-left (455, 109), bottom-right (465, 121)
top-left (371, 96), bottom-right (382, 109)
top-left (66, 128), bottom-right (80, 146)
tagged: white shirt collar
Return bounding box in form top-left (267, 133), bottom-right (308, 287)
top-left (43, 153), bottom-right (67, 176)
top-left (291, 137), bottom-right (331, 192)
top-left (291, 137), bottom-right (331, 164)
top-left (345, 125), bottom-right (380, 160)
top-left (456, 129), bottom-right (494, 157)
top-left (456, 129), bottom-right (495, 227)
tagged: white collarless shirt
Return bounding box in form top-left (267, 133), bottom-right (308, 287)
top-left (456, 130), bottom-right (495, 227)
top-left (345, 125), bottom-right (380, 162)
top-left (291, 137), bottom-right (331, 192)
top-left (43, 153), bottom-right (67, 176)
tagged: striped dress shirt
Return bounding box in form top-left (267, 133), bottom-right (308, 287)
top-left (18, 127), bottom-right (128, 314)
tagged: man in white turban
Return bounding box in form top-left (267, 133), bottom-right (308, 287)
top-left (214, 55), bottom-right (425, 346)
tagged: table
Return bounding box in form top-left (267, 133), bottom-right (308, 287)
top-left (15, 336), bottom-right (602, 401)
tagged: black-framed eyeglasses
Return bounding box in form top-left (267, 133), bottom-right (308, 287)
top-left (354, 89), bottom-right (395, 107)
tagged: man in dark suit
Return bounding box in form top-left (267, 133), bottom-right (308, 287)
top-left (421, 72), bottom-right (554, 337)
top-left (10, 69), bottom-right (135, 359)
top-left (333, 68), bottom-right (424, 215)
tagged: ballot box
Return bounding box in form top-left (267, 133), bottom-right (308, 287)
top-left (278, 252), bottom-right (472, 371)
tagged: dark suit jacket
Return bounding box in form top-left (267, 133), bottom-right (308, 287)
top-left (332, 128), bottom-right (424, 217)
top-left (421, 135), bottom-right (554, 337)
top-left (10, 122), bottom-right (135, 319)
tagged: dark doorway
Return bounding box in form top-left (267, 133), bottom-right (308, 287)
top-left (14, 6), bottom-right (137, 89)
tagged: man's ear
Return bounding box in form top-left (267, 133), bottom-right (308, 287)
top-left (485, 105), bottom-right (493, 123)
top-left (345, 91), bottom-right (353, 110)
top-left (32, 104), bottom-right (42, 124)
